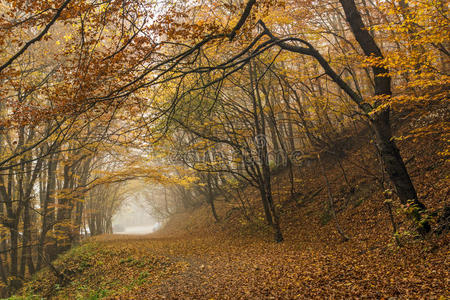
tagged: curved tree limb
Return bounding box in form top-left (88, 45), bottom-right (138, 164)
top-left (0, 0), bottom-right (72, 74)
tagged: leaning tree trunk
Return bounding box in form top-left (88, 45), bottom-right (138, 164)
top-left (371, 110), bottom-right (430, 233)
top-left (339, 0), bottom-right (430, 233)
top-left (371, 111), bottom-right (422, 207)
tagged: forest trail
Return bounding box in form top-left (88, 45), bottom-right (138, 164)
top-left (16, 128), bottom-right (450, 299)
top-left (23, 231), bottom-right (449, 299)
top-left (2, 0), bottom-right (449, 297)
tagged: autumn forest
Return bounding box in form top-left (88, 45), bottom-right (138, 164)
top-left (0, 0), bottom-right (448, 298)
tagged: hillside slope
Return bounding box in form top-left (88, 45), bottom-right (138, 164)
top-left (15, 119), bottom-right (449, 299)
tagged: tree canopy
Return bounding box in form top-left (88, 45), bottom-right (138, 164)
top-left (0, 0), bottom-right (448, 295)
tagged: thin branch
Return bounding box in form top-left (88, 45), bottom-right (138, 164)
top-left (0, 0), bottom-right (72, 73)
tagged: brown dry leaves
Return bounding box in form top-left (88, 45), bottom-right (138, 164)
top-left (21, 127), bottom-right (449, 299)
top-left (22, 228), bottom-right (449, 299)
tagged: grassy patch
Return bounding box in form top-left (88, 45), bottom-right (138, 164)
top-left (15, 239), bottom-right (185, 299)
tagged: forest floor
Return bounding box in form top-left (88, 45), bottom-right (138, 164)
top-left (17, 229), bottom-right (449, 299)
top-left (15, 113), bottom-right (450, 299)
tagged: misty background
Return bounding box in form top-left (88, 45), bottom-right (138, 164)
top-left (112, 197), bottom-right (162, 234)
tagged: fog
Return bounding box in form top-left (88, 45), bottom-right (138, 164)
top-left (112, 198), bottom-right (161, 234)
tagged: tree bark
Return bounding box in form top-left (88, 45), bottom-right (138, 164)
top-left (37, 152), bottom-right (58, 269)
top-left (206, 173), bottom-right (220, 222)
top-left (338, 0), bottom-right (430, 233)
top-left (251, 63), bottom-right (283, 242)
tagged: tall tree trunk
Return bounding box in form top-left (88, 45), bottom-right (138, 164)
top-left (258, 182), bottom-right (273, 226)
top-left (0, 255), bottom-right (7, 287)
top-left (38, 152), bottom-right (58, 269)
top-left (73, 157), bottom-right (91, 244)
top-left (55, 163), bottom-right (73, 254)
top-left (251, 62), bottom-right (283, 242)
top-left (20, 149), bottom-right (41, 278)
top-left (338, 0), bottom-right (430, 233)
top-left (20, 201), bottom-right (35, 277)
top-left (9, 134), bottom-right (25, 291)
top-left (206, 174), bottom-right (220, 222)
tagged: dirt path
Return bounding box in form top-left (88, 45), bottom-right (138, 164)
top-left (86, 234), bottom-right (448, 299)
top-left (23, 232), bottom-right (449, 299)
